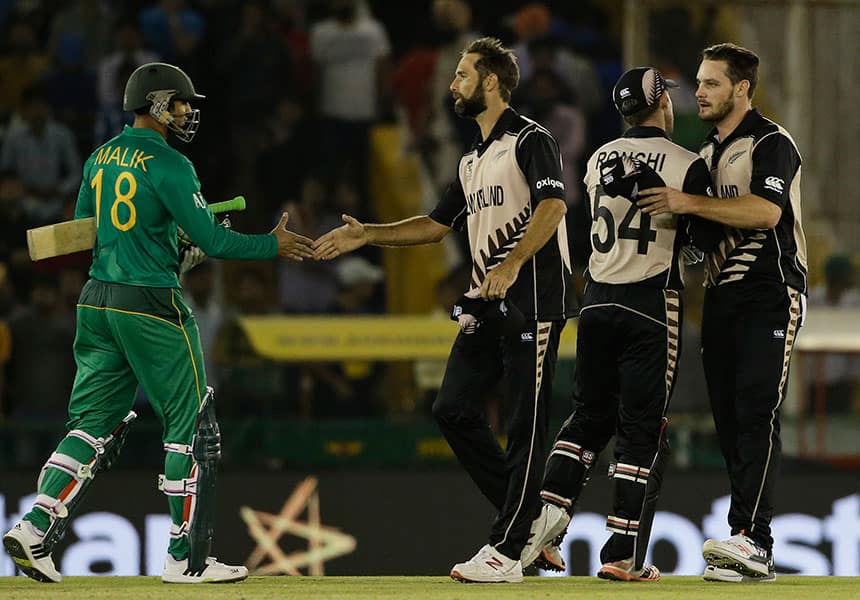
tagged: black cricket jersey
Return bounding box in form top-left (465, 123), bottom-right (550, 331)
top-left (430, 108), bottom-right (577, 321)
top-left (583, 126), bottom-right (714, 289)
top-left (700, 109), bottom-right (808, 293)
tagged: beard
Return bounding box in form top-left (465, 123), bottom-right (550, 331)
top-left (454, 85), bottom-right (487, 119)
top-left (701, 95), bottom-right (734, 122)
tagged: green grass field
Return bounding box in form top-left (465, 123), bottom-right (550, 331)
top-left (0, 576), bottom-right (858, 599)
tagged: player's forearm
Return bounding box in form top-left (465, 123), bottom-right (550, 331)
top-left (365, 215), bottom-right (450, 246)
top-left (687, 193), bottom-right (781, 229)
top-left (188, 213), bottom-right (277, 259)
top-left (505, 198), bottom-right (567, 268)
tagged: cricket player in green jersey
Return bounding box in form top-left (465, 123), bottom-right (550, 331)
top-left (3, 62), bottom-right (314, 584)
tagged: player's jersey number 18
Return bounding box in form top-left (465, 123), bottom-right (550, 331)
top-left (591, 185), bottom-right (656, 255)
top-left (91, 168), bottom-right (138, 232)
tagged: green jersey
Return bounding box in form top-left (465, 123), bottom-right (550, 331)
top-left (75, 125), bottom-right (277, 288)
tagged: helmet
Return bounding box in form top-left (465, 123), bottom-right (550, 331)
top-left (123, 62), bottom-right (205, 142)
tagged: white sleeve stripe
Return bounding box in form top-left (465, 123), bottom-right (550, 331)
top-left (752, 129), bottom-right (801, 159)
top-left (450, 206), bottom-right (466, 226)
top-left (516, 125), bottom-right (555, 150)
top-left (520, 115), bottom-right (554, 136)
top-left (517, 126), bottom-right (540, 149)
top-left (751, 130), bottom-right (779, 152)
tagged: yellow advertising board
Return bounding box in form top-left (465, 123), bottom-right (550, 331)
top-left (237, 316), bottom-right (577, 361)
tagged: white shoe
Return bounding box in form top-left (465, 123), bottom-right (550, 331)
top-left (702, 534), bottom-right (772, 578)
top-left (704, 564), bottom-right (776, 582)
top-left (597, 557), bottom-right (661, 582)
top-left (162, 554), bottom-right (249, 583)
top-left (2, 520), bottom-right (62, 583)
top-left (533, 544), bottom-right (566, 572)
top-left (450, 544), bottom-right (523, 583)
top-left (521, 503), bottom-right (570, 568)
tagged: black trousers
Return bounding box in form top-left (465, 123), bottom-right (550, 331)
top-left (542, 283), bottom-right (681, 563)
top-left (432, 319), bottom-right (564, 560)
top-left (702, 281), bottom-right (803, 551)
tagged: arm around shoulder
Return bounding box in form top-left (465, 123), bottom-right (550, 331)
top-left (687, 193), bottom-right (781, 229)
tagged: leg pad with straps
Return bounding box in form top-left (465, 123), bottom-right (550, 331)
top-left (36, 411), bottom-right (137, 553)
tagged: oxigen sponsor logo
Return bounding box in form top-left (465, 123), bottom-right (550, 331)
top-left (536, 178), bottom-right (564, 190)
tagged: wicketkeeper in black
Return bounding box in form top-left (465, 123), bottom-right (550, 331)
top-left (521, 66), bottom-right (721, 581)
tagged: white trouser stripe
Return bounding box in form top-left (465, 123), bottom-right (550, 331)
top-left (499, 321), bottom-right (551, 548)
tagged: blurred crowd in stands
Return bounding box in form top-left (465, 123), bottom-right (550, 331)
top-left (0, 0), bottom-right (857, 426)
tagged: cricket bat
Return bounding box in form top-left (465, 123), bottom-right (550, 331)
top-left (26, 196), bottom-right (247, 261)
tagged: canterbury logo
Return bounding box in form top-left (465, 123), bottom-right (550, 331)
top-left (764, 176), bottom-right (785, 193)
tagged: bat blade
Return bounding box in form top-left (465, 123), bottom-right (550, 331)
top-left (26, 195), bottom-right (247, 261)
top-left (27, 217), bottom-right (95, 261)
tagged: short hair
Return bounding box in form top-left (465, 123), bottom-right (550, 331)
top-left (623, 101), bottom-right (661, 127)
top-left (701, 43), bottom-right (760, 98)
top-left (462, 37), bottom-right (520, 102)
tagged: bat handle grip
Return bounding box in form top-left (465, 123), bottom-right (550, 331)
top-left (209, 195), bottom-right (246, 214)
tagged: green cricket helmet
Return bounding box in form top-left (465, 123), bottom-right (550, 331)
top-left (123, 62), bottom-right (205, 142)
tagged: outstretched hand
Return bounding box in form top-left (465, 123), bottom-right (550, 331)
top-left (272, 211), bottom-right (314, 261)
top-left (312, 214), bottom-right (367, 260)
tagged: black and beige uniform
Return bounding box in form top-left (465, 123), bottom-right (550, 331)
top-left (429, 108), bottom-right (577, 560)
top-left (700, 109), bottom-right (806, 551)
top-left (540, 126), bottom-right (714, 563)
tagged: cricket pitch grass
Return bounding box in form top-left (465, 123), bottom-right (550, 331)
top-left (0, 575), bottom-right (858, 599)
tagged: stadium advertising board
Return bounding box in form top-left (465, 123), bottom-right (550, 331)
top-left (1, 469), bottom-right (856, 577)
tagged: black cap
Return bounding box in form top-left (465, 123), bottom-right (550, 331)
top-left (612, 67), bottom-right (679, 117)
